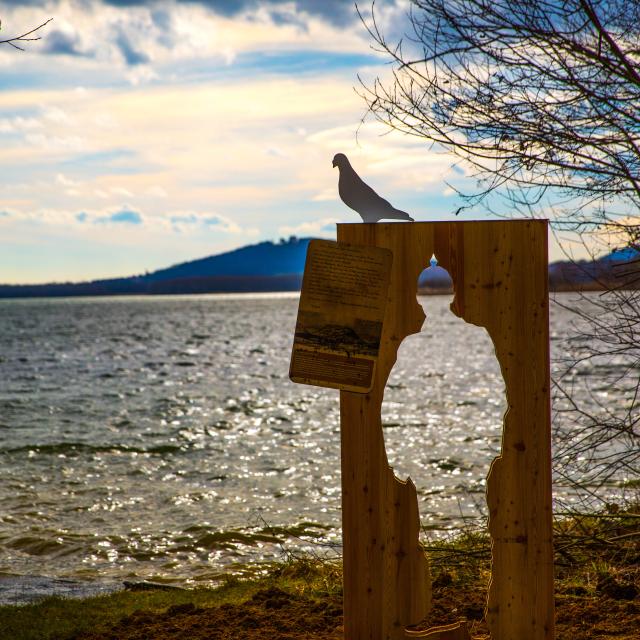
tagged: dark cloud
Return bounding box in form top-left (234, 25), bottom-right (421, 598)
top-left (115, 30), bottom-right (150, 65)
top-left (4, 1), bottom-right (361, 27)
top-left (134, 1), bottom-right (359, 25)
top-left (150, 8), bottom-right (176, 47)
top-left (42, 29), bottom-right (88, 57)
top-left (265, 8), bottom-right (309, 30)
top-left (151, 7), bottom-right (173, 32)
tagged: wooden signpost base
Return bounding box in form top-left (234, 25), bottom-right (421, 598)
top-left (336, 221), bottom-right (554, 640)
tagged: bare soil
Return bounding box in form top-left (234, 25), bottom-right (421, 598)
top-left (74, 577), bottom-right (639, 640)
top-left (72, 511), bottom-right (640, 639)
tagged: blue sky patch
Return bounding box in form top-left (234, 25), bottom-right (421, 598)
top-left (98, 209), bottom-right (143, 224)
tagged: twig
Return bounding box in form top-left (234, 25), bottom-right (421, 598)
top-left (555, 512), bottom-right (640, 519)
top-left (607, 531), bottom-right (640, 542)
top-left (0, 18), bottom-right (53, 51)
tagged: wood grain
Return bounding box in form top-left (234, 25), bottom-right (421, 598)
top-left (406, 620), bottom-right (471, 639)
top-left (337, 220), bottom-right (553, 640)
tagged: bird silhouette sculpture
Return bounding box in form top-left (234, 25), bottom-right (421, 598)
top-left (332, 153), bottom-right (414, 223)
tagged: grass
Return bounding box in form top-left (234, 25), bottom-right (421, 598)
top-left (0, 580), bottom-right (246, 640)
top-left (0, 556), bottom-right (343, 640)
top-left (0, 507), bottom-right (637, 640)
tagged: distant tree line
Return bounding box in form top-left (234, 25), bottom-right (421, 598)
top-left (0, 274), bottom-right (304, 299)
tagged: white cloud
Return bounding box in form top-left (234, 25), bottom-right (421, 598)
top-left (0, 70), bottom-right (461, 243)
top-left (0, 1), bottom-right (466, 282)
top-left (93, 112), bottom-right (118, 129)
top-left (167, 210), bottom-right (258, 236)
top-left (55, 173), bottom-right (79, 187)
top-left (0, 116), bottom-right (43, 133)
top-left (145, 186), bottom-right (168, 198)
top-left (311, 188), bottom-right (336, 202)
top-left (278, 217), bottom-right (343, 237)
top-left (1, 204), bottom-right (259, 237)
top-left (308, 120), bottom-right (458, 192)
top-left (110, 186), bottom-right (134, 198)
top-left (125, 65), bottom-right (159, 86)
top-left (25, 132), bottom-right (86, 152)
top-left (0, 1), bottom-right (376, 80)
top-left (42, 105), bottom-right (72, 125)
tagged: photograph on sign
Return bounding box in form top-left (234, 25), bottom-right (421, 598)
top-left (289, 239), bottom-right (392, 393)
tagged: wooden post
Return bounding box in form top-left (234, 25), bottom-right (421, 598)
top-left (337, 220), bottom-right (554, 640)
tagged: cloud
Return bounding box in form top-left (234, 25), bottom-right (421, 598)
top-left (26, 133), bottom-right (86, 152)
top-left (42, 29), bottom-right (89, 57)
top-left (3, 0), bottom-right (360, 21)
top-left (0, 116), bottom-right (43, 133)
top-left (311, 187), bottom-right (336, 202)
top-left (97, 208), bottom-right (143, 224)
top-left (278, 217), bottom-right (343, 237)
top-left (0, 0), bottom-right (435, 284)
top-left (0, 0), bottom-right (380, 81)
top-left (42, 105), bottom-right (72, 125)
top-left (26, 132), bottom-right (86, 152)
top-left (96, 0), bottom-right (361, 26)
top-left (203, 215), bottom-right (227, 227)
top-left (2, 204), bottom-right (262, 238)
top-left (170, 214), bottom-right (198, 225)
top-left (0, 1), bottom-right (50, 5)
top-left (150, 7), bottom-right (172, 30)
top-left (115, 29), bottom-right (151, 66)
top-left (308, 120), bottom-right (460, 193)
top-left (110, 186), bottom-right (134, 197)
top-left (168, 211), bottom-right (249, 234)
top-left (145, 185), bottom-right (167, 198)
top-left (150, 7), bottom-right (176, 47)
top-left (56, 173), bottom-right (79, 187)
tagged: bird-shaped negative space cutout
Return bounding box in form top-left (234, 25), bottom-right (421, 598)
top-left (332, 153), bottom-right (414, 223)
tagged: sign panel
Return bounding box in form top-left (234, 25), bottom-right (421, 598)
top-left (289, 239), bottom-right (392, 393)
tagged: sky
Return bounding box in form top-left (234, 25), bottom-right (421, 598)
top-left (1, 0), bottom-right (568, 284)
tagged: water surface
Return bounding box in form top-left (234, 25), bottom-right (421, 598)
top-left (0, 292), bottom-right (628, 600)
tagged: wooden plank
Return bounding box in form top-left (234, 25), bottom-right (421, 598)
top-left (337, 220), bottom-right (554, 640)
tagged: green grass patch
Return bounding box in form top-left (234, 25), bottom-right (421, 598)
top-left (0, 557), bottom-right (342, 640)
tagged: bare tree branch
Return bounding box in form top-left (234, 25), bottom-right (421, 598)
top-left (0, 18), bottom-right (52, 51)
top-left (359, 0), bottom-right (640, 510)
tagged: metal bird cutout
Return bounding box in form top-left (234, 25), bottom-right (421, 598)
top-left (332, 153), bottom-right (414, 223)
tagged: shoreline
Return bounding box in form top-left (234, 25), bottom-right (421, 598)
top-left (1, 509), bottom-right (637, 639)
top-left (0, 574), bottom-right (123, 607)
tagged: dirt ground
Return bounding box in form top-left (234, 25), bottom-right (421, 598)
top-left (75, 578), bottom-right (639, 640)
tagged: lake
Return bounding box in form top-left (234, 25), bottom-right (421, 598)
top-left (0, 292), bottom-right (628, 601)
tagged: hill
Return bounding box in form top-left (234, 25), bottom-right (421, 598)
top-left (0, 237), bottom-right (311, 298)
top-left (0, 237), bottom-right (637, 298)
top-left (548, 247), bottom-right (640, 291)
